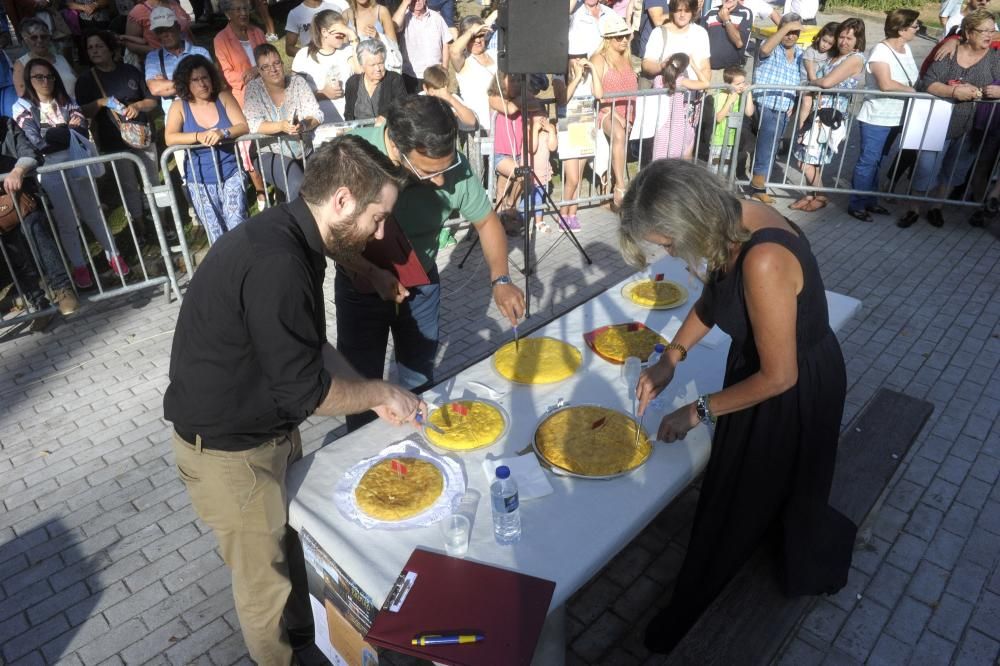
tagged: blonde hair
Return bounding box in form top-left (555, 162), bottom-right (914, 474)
top-left (618, 160), bottom-right (749, 278)
top-left (961, 8), bottom-right (997, 39)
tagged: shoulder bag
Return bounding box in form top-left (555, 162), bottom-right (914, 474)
top-left (91, 68), bottom-right (152, 149)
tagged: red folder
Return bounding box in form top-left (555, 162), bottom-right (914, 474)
top-left (365, 548), bottom-right (556, 666)
top-left (349, 215), bottom-right (431, 294)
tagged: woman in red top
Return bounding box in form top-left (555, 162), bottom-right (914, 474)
top-left (591, 14), bottom-right (637, 209)
top-left (213, 0), bottom-right (267, 106)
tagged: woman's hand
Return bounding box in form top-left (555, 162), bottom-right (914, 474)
top-left (323, 80), bottom-right (343, 99)
top-left (360, 23), bottom-right (377, 38)
top-left (636, 358), bottom-right (675, 416)
top-left (953, 83), bottom-right (980, 101)
top-left (984, 84), bottom-right (1000, 99)
top-left (656, 402), bottom-right (700, 443)
top-left (4, 167), bottom-right (24, 194)
top-left (122, 103), bottom-right (140, 120)
top-left (280, 119), bottom-right (301, 134)
top-left (198, 129), bottom-right (224, 146)
top-left (68, 115), bottom-right (83, 127)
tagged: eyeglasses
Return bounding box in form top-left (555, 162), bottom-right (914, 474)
top-left (400, 151), bottom-right (460, 181)
top-left (970, 26), bottom-right (996, 34)
top-left (906, 21), bottom-right (922, 29)
top-left (322, 28), bottom-right (347, 38)
top-left (26, 33), bottom-right (50, 41)
top-left (231, 7), bottom-right (250, 14)
top-left (30, 74), bottom-right (56, 82)
top-left (786, 30), bottom-right (801, 36)
top-left (258, 62), bottom-right (283, 71)
top-left (608, 34), bottom-right (629, 41)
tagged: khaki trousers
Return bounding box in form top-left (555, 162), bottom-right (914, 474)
top-left (172, 430), bottom-right (312, 666)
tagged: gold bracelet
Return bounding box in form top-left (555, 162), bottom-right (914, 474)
top-left (666, 342), bottom-right (687, 362)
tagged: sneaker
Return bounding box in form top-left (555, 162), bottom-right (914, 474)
top-left (567, 215), bottom-right (582, 231)
top-left (266, 32), bottom-right (279, 42)
top-left (72, 265), bottom-right (93, 289)
top-left (51, 287), bottom-right (78, 315)
top-left (109, 254), bottom-right (130, 277)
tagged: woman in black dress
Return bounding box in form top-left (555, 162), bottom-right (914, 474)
top-left (620, 159), bottom-right (856, 653)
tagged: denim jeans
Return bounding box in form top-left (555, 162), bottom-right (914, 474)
top-left (849, 122), bottom-right (895, 212)
top-left (334, 269), bottom-right (441, 431)
top-left (752, 106), bottom-right (790, 180)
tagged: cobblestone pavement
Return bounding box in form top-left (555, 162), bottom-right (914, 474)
top-left (2, 192), bottom-right (998, 664)
top-left (3, 18), bottom-right (1000, 666)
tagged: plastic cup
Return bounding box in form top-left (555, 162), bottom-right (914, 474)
top-left (441, 513), bottom-right (471, 558)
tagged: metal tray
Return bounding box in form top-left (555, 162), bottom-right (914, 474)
top-left (531, 403), bottom-right (652, 480)
top-left (421, 398), bottom-right (510, 453)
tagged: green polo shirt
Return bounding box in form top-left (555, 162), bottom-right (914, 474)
top-left (350, 125), bottom-right (493, 272)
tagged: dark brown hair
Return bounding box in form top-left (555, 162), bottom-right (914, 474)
top-left (884, 8), bottom-right (919, 38)
top-left (172, 55), bottom-right (223, 102)
top-left (833, 17), bottom-right (866, 55)
top-left (299, 133), bottom-right (406, 208)
top-left (22, 58), bottom-right (71, 107)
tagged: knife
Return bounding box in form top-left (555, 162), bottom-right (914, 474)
top-left (513, 325), bottom-right (520, 352)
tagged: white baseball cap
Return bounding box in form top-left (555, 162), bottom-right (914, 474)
top-left (150, 6), bottom-right (178, 30)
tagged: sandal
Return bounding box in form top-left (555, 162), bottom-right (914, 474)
top-left (612, 187), bottom-right (627, 209)
top-left (801, 197), bottom-right (828, 212)
top-left (848, 209), bottom-right (873, 222)
top-left (790, 196), bottom-right (814, 210)
top-left (535, 220), bottom-right (553, 234)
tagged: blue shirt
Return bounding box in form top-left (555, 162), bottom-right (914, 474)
top-left (145, 41), bottom-right (212, 115)
top-left (637, 0), bottom-right (669, 56)
top-left (753, 44), bottom-right (804, 112)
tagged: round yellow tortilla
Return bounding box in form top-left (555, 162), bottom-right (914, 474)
top-left (625, 280), bottom-right (687, 309)
top-left (592, 325), bottom-right (668, 364)
top-left (425, 401), bottom-right (505, 451)
top-left (354, 457), bottom-right (444, 521)
top-left (494, 336), bottom-right (582, 384)
top-left (535, 406), bottom-right (651, 477)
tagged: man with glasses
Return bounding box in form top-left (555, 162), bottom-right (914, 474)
top-left (340, 94), bottom-right (525, 431)
top-left (144, 6), bottom-right (210, 115)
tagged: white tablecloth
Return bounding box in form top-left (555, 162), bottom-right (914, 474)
top-left (287, 255), bottom-right (862, 616)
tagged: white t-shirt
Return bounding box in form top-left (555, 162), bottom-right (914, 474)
top-left (643, 23), bottom-right (711, 68)
top-left (569, 4), bottom-right (618, 60)
top-left (711, 0), bottom-right (775, 23)
top-left (291, 46), bottom-right (353, 122)
top-left (944, 10), bottom-right (999, 39)
top-left (940, 0), bottom-right (961, 18)
top-left (285, 0), bottom-right (349, 47)
top-left (857, 42), bottom-right (918, 126)
top-left (783, 0), bottom-right (818, 21)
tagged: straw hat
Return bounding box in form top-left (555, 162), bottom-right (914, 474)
top-left (599, 14), bottom-right (632, 38)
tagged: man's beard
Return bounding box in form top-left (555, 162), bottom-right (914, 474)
top-left (323, 210), bottom-right (375, 263)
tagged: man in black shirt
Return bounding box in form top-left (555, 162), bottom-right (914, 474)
top-left (163, 135), bottom-right (421, 665)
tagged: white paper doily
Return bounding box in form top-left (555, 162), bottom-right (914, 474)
top-left (334, 439), bottom-right (465, 530)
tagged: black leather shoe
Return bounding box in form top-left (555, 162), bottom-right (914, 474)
top-left (970, 210), bottom-right (987, 228)
top-left (986, 196), bottom-right (1000, 214)
top-left (867, 205), bottom-right (890, 215)
top-left (848, 209), bottom-right (873, 222)
top-left (897, 211), bottom-right (919, 228)
top-left (927, 208), bottom-right (944, 228)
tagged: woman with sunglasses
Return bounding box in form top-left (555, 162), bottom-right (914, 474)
top-left (165, 55), bottom-right (250, 242)
top-left (592, 14), bottom-right (638, 210)
top-left (449, 15), bottom-right (495, 132)
top-left (13, 58), bottom-right (129, 288)
top-left (292, 9), bottom-right (360, 123)
top-left (13, 18), bottom-right (77, 100)
top-left (243, 43), bottom-right (322, 200)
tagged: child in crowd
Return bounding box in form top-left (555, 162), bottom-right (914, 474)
top-left (797, 21), bottom-right (838, 130)
top-left (652, 52), bottom-right (694, 160)
top-left (421, 64), bottom-right (478, 131)
top-left (708, 65), bottom-right (752, 175)
top-left (530, 112), bottom-right (558, 232)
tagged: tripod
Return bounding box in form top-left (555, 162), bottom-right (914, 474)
top-left (458, 72), bottom-right (592, 318)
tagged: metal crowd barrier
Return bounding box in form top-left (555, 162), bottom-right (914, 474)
top-left (1, 151), bottom-right (183, 332)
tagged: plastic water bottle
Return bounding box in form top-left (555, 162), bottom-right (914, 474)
top-left (106, 96), bottom-right (126, 115)
top-left (490, 466), bottom-right (521, 544)
top-left (647, 343), bottom-right (666, 368)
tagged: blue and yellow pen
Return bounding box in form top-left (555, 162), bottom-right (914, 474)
top-left (411, 633), bottom-right (485, 646)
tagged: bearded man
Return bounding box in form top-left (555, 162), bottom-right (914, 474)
top-left (163, 135), bottom-right (423, 665)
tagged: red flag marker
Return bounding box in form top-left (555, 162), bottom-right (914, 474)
top-left (654, 273), bottom-right (664, 281)
top-left (391, 459), bottom-right (408, 476)
top-left (451, 403), bottom-right (469, 416)
top-left (591, 417), bottom-right (607, 429)
top-left (627, 323), bottom-right (641, 332)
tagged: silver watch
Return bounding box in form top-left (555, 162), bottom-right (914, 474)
top-left (695, 394), bottom-right (715, 425)
top-left (491, 275), bottom-right (512, 288)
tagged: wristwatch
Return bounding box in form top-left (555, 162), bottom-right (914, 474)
top-left (491, 274), bottom-right (513, 288)
top-left (723, 18), bottom-right (732, 25)
top-left (695, 394), bottom-right (715, 425)
top-left (222, 128), bottom-right (232, 139)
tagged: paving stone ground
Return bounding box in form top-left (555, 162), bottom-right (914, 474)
top-left (3, 14), bottom-right (1000, 666)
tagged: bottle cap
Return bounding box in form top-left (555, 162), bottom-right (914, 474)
top-left (496, 465), bottom-right (510, 479)
top-left (654, 343), bottom-right (665, 353)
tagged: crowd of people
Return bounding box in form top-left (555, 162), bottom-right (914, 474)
top-left (1, 0), bottom-right (999, 327)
